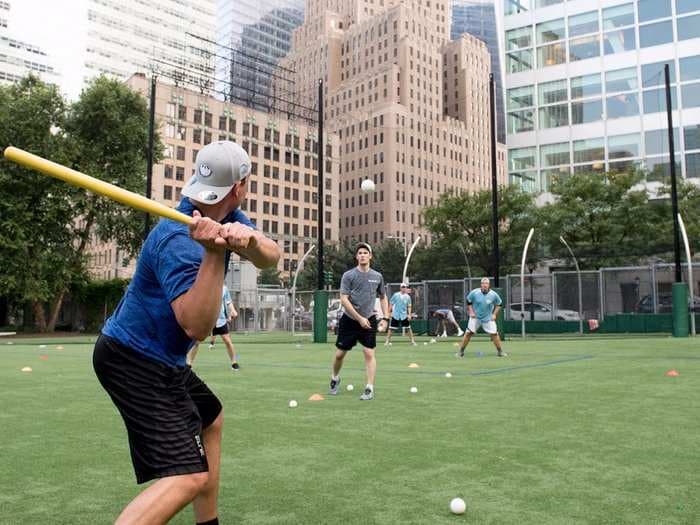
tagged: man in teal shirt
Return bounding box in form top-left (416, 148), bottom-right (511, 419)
top-left (457, 278), bottom-right (507, 358)
top-left (385, 283), bottom-right (417, 346)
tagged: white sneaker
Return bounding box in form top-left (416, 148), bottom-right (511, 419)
top-left (441, 332), bottom-right (448, 338)
top-left (384, 341), bottom-right (392, 347)
top-left (208, 344), bottom-right (214, 350)
top-left (411, 341), bottom-right (417, 346)
top-left (457, 330), bottom-right (464, 337)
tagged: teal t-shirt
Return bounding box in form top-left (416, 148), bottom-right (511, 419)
top-left (216, 286), bottom-right (232, 328)
top-left (467, 289), bottom-right (502, 322)
top-left (390, 292), bottom-right (411, 320)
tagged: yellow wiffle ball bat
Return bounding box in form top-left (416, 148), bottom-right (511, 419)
top-left (3, 146), bottom-right (193, 225)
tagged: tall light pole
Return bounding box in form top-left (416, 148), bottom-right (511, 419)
top-left (560, 236), bottom-right (584, 335)
top-left (291, 244), bottom-right (315, 336)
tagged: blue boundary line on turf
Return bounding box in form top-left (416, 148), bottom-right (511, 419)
top-left (240, 355), bottom-right (594, 377)
top-left (467, 355), bottom-right (594, 376)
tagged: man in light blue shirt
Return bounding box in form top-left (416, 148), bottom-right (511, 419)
top-left (385, 283), bottom-right (417, 346)
top-left (457, 277), bottom-right (507, 358)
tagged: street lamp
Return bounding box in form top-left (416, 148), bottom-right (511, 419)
top-left (560, 236), bottom-right (584, 335)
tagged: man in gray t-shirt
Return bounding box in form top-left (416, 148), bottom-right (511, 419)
top-left (329, 242), bottom-right (389, 401)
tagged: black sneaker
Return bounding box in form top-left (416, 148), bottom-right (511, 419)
top-left (360, 387), bottom-right (374, 401)
top-left (329, 377), bottom-right (341, 395)
top-left (232, 362), bottom-right (240, 371)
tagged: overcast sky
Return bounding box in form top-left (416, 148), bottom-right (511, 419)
top-left (9, 0), bottom-right (88, 99)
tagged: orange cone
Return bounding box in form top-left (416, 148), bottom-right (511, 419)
top-left (308, 393), bottom-right (325, 401)
top-left (665, 369), bottom-right (679, 377)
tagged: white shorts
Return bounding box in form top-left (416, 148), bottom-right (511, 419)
top-left (467, 318), bottom-right (498, 335)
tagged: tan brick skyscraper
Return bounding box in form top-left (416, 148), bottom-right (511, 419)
top-left (278, 0), bottom-right (506, 247)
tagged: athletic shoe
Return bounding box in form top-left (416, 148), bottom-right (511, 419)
top-left (497, 351), bottom-right (508, 357)
top-left (329, 377), bottom-right (341, 395)
top-left (440, 332), bottom-right (448, 338)
top-left (360, 387), bottom-right (374, 401)
top-left (455, 351), bottom-right (465, 358)
top-left (457, 330), bottom-right (464, 336)
top-left (384, 341), bottom-right (392, 347)
top-left (411, 341), bottom-right (417, 346)
top-left (208, 344), bottom-right (214, 350)
top-left (232, 362), bottom-right (240, 371)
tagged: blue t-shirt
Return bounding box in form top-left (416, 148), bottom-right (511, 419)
top-left (467, 289), bottom-right (502, 323)
top-left (390, 292), bottom-right (411, 320)
top-left (102, 198), bottom-right (254, 367)
top-left (216, 286), bottom-right (232, 328)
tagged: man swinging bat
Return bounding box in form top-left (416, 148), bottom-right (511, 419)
top-left (93, 141), bottom-right (280, 524)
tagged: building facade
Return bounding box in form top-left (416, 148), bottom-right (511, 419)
top-left (279, 0), bottom-right (506, 246)
top-left (87, 73), bottom-right (340, 279)
top-left (0, 1), bottom-right (60, 85)
top-left (83, 0), bottom-right (216, 88)
top-left (498, 0), bottom-right (700, 192)
top-left (217, 0), bottom-right (304, 110)
top-left (451, 0), bottom-right (506, 143)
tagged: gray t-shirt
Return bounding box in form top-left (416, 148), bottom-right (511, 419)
top-left (340, 267), bottom-right (386, 319)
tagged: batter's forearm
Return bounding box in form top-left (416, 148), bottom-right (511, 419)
top-left (237, 233), bottom-right (281, 269)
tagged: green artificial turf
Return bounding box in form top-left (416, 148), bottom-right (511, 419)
top-left (0, 333), bottom-right (698, 524)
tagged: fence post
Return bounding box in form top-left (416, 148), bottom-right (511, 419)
top-left (651, 264), bottom-right (658, 314)
top-left (599, 269), bottom-right (605, 321)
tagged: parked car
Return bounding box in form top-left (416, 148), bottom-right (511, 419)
top-left (507, 302), bottom-right (581, 321)
top-left (635, 293), bottom-right (700, 313)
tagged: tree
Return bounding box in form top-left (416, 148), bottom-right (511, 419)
top-left (538, 171), bottom-right (667, 268)
top-left (422, 185), bottom-right (538, 277)
top-left (371, 239), bottom-right (406, 284)
top-left (0, 75), bottom-right (162, 331)
top-left (258, 266), bottom-right (282, 286)
top-left (294, 240), bottom-right (356, 290)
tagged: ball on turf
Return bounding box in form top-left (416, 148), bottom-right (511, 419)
top-left (445, 372), bottom-right (452, 378)
top-left (361, 179), bottom-right (375, 192)
top-left (288, 400), bottom-right (298, 408)
top-left (346, 384), bottom-right (354, 391)
top-left (450, 497), bottom-right (466, 514)
top-left (410, 386), bottom-right (418, 394)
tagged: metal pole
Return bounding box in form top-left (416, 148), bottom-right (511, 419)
top-left (144, 75), bottom-right (156, 240)
top-left (678, 214), bottom-right (696, 336)
top-left (520, 228), bottom-right (535, 338)
top-left (665, 64), bottom-right (682, 283)
top-left (529, 268), bottom-right (534, 321)
top-left (560, 236), bottom-right (584, 335)
top-left (402, 236), bottom-right (421, 285)
top-left (489, 73), bottom-right (500, 287)
top-left (291, 244), bottom-right (315, 336)
top-left (316, 79), bottom-right (325, 290)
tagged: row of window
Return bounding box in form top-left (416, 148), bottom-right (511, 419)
top-left (507, 56), bottom-right (700, 133)
top-left (505, 0), bottom-right (699, 18)
top-left (506, 2), bottom-right (700, 73)
top-left (508, 124), bottom-right (700, 191)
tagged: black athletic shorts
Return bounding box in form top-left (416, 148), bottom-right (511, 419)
top-left (93, 334), bottom-right (222, 484)
top-left (335, 314), bottom-right (377, 351)
top-left (390, 318), bottom-right (410, 329)
top-left (212, 323), bottom-right (229, 336)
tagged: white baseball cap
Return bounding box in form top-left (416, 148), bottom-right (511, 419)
top-left (182, 141), bottom-right (251, 204)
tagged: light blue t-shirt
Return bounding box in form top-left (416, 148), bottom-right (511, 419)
top-left (390, 292), bottom-right (411, 320)
top-left (102, 197), bottom-right (254, 367)
top-left (467, 288), bottom-right (502, 323)
top-left (216, 286), bottom-right (232, 328)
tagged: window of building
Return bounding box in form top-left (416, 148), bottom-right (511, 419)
top-left (176, 146), bottom-right (185, 161)
top-left (536, 18), bottom-right (566, 66)
top-left (504, 0), bottom-right (530, 16)
top-left (573, 138), bottom-right (605, 164)
top-left (175, 166), bottom-right (184, 181)
top-left (569, 11), bottom-right (599, 38)
top-left (639, 20), bottom-right (673, 48)
top-left (638, 0), bottom-right (672, 23)
top-left (605, 68), bottom-right (638, 93)
top-left (164, 165), bottom-right (173, 179)
top-left (163, 185), bottom-right (172, 200)
top-left (570, 35), bottom-right (600, 61)
top-left (538, 79), bottom-right (569, 128)
top-left (604, 28), bottom-right (636, 55)
top-left (678, 13), bottom-right (700, 40)
top-left (608, 133), bottom-right (641, 159)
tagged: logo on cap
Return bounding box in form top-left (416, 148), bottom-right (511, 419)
top-left (199, 163), bottom-right (212, 178)
top-left (240, 163), bottom-right (250, 178)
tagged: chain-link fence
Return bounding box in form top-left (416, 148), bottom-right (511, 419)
top-left (225, 263), bottom-right (699, 333)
